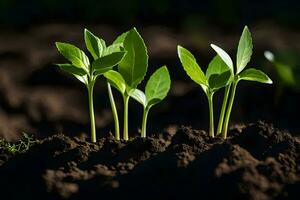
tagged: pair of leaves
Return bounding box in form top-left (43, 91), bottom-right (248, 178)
top-left (177, 45), bottom-right (231, 94)
top-left (55, 29), bottom-right (126, 84)
top-left (129, 66), bottom-right (171, 108)
top-left (104, 66), bottom-right (171, 109)
top-left (210, 26), bottom-right (272, 84)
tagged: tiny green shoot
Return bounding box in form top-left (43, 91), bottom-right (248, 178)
top-left (211, 26), bottom-right (273, 139)
top-left (177, 46), bottom-right (231, 137)
top-left (0, 133), bottom-right (36, 155)
top-left (55, 29), bottom-right (125, 142)
top-left (104, 28), bottom-right (148, 140)
top-left (129, 66), bottom-right (171, 137)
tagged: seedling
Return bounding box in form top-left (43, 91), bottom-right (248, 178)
top-left (55, 29), bottom-right (125, 142)
top-left (104, 27), bottom-right (148, 140)
top-left (129, 66), bottom-right (171, 137)
top-left (0, 133), bottom-right (36, 155)
top-left (211, 26), bottom-right (273, 139)
top-left (177, 46), bottom-right (231, 137)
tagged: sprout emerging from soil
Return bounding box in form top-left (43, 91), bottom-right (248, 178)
top-left (55, 29), bottom-right (125, 142)
top-left (211, 26), bottom-right (273, 139)
top-left (177, 46), bottom-right (231, 137)
top-left (104, 27), bottom-right (148, 140)
top-left (129, 66), bottom-right (171, 137)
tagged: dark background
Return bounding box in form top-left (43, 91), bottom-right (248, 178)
top-left (0, 0), bottom-right (299, 140)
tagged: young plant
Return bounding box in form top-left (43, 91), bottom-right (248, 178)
top-left (129, 66), bottom-right (171, 137)
top-left (211, 26), bottom-right (273, 139)
top-left (177, 46), bottom-right (231, 137)
top-left (55, 29), bottom-right (125, 142)
top-left (84, 29), bottom-right (126, 140)
top-left (0, 133), bottom-right (36, 155)
top-left (104, 27), bottom-right (148, 140)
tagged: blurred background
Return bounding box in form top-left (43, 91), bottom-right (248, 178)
top-left (0, 0), bottom-right (299, 140)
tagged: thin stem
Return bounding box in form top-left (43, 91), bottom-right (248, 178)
top-left (141, 107), bottom-right (150, 138)
top-left (88, 83), bottom-right (96, 143)
top-left (207, 92), bottom-right (215, 138)
top-left (123, 94), bottom-right (130, 141)
top-left (217, 84), bottom-right (231, 135)
top-left (107, 82), bottom-right (120, 140)
top-left (222, 80), bottom-right (238, 139)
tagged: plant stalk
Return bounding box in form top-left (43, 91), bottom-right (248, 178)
top-left (88, 84), bottom-right (96, 143)
top-left (207, 92), bottom-right (215, 138)
top-left (222, 80), bottom-right (238, 139)
top-left (217, 85), bottom-right (231, 135)
top-left (123, 94), bottom-right (130, 141)
top-left (141, 107), bottom-right (150, 138)
top-left (107, 82), bottom-right (120, 140)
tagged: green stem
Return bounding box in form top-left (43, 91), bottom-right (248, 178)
top-left (217, 84), bottom-right (231, 135)
top-left (207, 92), bottom-right (215, 138)
top-left (88, 84), bottom-right (96, 143)
top-left (141, 107), bottom-right (150, 138)
top-left (107, 82), bottom-right (120, 140)
top-left (222, 80), bottom-right (238, 139)
top-left (123, 94), bottom-right (130, 141)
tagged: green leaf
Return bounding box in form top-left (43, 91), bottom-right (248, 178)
top-left (93, 52), bottom-right (125, 75)
top-left (104, 70), bottom-right (126, 93)
top-left (118, 28), bottom-right (148, 88)
top-left (57, 64), bottom-right (87, 76)
top-left (236, 26), bottom-right (253, 74)
top-left (84, 29), bottom-right (106, 59)
top-left (145, 66), bottom-right (171, 107)
top-left (177, 45), bottom-right (207, 86)
top-left (210, 44), bottom-right (233, 73)
top-left (239, 68), bottom-right (273, 84)
top-left (206, 55), bottom-right (233, 79)
top-left (128, 89), bottom-right (147, 107)
top-left (56, 64), bottom-right (87, 84)
top-left (104, 44), bottom-right (124, 56)
top-left (55, 42), bottom-right (90, 71)
top-left (208, 70), bottom-right (232, 91)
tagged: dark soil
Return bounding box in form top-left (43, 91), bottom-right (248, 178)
top-left (0, 121), bottom-right (299, 200)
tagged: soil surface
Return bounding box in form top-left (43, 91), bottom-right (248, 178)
top-left (0, 121), bottom-right (299, 200)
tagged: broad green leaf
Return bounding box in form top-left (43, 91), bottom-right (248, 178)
top-left (177, 45), bottom-right (207, 86)
top-left (55, 42), bottom-right (90, 71)
top-left (145, 66), bottom-right (171, 106)
top-left (56, 64), bottom-right (87, 84)
top-left (128, 89), bottom-right (147, 107)
top-left (206, 55), bottom-right (233, 79)
top-left (210, 44), bottom-right (233, 73)
top-left (239, 68), bottom-right (273, 84)
top-left (236, 26), bottom-right (253, 74)
top-left (93, 52), bottom-right (125, 75)
top-left (104, 70), bottom-right (126, 93)
top-left (208, 70), bottom-right (232, 91)
top-left (84, 29), bottom-right (106, 59)
top-left (118, 28), bottom-right (148, 88)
